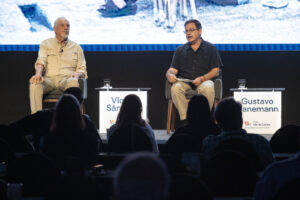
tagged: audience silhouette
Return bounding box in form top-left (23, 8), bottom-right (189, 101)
top-left (8, 152), bottom-right (60, 197)
top-left (108, 94), bottom-right (159, 153)
top-left (113, 152), bottom-right (170, 200)
top-left (254, 152), bottom-right (300, 200)
top-left (270, 124), bottom-right (300, 153)
top-left (10, 87), bottom-right (102, 152)
top-left (201, 149), bottom-right (258, 196)
top-left (272, 179), bottom-right (300, 200)
top-left (202, 97), bottom-right (274, 171)
top-left (165, 94), bottom-right (220, 153)
top-left (2, 91), bottom-right (300, 200)
top-left (169, 174), bottom-right (213, 200)
top-left (42, 94), bottom-right (99, 170)
top-left (0, 125), bottom-right (33, 153)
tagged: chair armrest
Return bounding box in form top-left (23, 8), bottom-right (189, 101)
top-left (165, 80), bottom-right (172, 99)
top-left (78, 78), bottom-right (87, 100)
top-left (214, 78), bottom-right (223, 101)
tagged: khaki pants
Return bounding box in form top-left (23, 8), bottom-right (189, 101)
top-left (171, 80), bottom-right (215, 120)
top-left (29, 76), bottom-right (79, 114)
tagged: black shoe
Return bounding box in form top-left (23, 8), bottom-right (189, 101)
top-left (179, 119), bottom-right (189, 127)
top-left (98, 0), bottom-right (137, 17)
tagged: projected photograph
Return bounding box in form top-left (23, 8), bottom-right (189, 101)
top-left (0, 0), bottom-right (299, 45)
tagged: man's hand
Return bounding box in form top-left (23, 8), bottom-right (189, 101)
top-left (192, 76), bottom-right (203, 86)
top-left (30, 74), bottom-right (44, 84)
top-left (167, 74), bottom-right (178, 83)
top-left (68, 72), bottom-right (82, 79)
top-left (166, 68), bottom-right (178, 83)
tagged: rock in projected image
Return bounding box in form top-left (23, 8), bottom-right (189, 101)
top-left (18, 3), bottom-right (52, 32)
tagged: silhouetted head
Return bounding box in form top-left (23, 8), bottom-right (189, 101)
top-left (187, 94), bottom-right (213, 126)
top-left (51, 94), bottom-right (84, 133)
top-left (116, 94), bottom-right (145, 125)
top-left (64, 87), bottom-right (83, 104)
top-left (114, 152), bottom-right (170, 200)
top-left (214, 97), bottom-right (243, 131)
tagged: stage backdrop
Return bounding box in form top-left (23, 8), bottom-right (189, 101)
top-left (0, 51), bottom-right (299, 131)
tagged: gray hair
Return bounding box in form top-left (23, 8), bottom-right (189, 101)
top-left (53, 17), bottom-right (68, 27)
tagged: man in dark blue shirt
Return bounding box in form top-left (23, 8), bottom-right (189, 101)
top-left (166, 19), bottom-right (223, 120)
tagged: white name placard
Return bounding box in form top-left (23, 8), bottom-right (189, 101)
top-left (233, 91), bottom-right (282, 134)
top-left (99, 90), bottom-right (148, 133)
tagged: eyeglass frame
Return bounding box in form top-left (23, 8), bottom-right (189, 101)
top-left (183, 28), bottom-right (200, 34)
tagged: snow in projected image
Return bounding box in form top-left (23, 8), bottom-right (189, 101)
top-left (0, 0), bottom-right (300, 45)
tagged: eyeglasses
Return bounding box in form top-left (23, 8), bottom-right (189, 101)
top-left (184, 28), bottom-right (198, 34)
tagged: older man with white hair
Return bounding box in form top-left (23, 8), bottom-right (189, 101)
top-left (29, 17), bottom-right (87, 114)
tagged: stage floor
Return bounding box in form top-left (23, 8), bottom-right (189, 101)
top-left (99, 130), bottom-right (273, 144)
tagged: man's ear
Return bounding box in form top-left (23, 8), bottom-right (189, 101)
top-left (198, 28), bottom-right (202, 35)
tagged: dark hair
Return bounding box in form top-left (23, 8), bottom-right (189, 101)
top-left (114, 152), bottom-right (170, 200)
top-left (63, 87), bottom-right (83, 104)
top-left (214, 97), bottom-right (243, 131)
top-left (51, 94), bottom-right (85, 134)
top-left (184, 19), bottom-right (202, 29)
top-left (187, 94), bottom-right (214, 127)
top-left (116, 94), bottom-right (145, 126)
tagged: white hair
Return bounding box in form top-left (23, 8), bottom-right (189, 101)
top-left (53, 17), bottom-right (69, 27)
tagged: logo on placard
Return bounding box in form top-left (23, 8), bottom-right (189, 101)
top-left (109, 120), bottom-right (115, 125)
top-left (244, 120), bottom-right (271, 129)
top-left (244, 121), bottom-right (251, 126)
top-left (252, 121), bottom-right (271, 127)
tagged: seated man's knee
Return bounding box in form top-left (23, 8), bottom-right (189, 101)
top-left (171, 82), bottom-right (184, 94)
top-left (29, 82), bottom-right (43, 90)
top-left (198, 85), bottom-right (214, 96)
top-left (66, 78), bottom-right (79, 88)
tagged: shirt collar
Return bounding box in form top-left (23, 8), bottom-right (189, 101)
top-left (55, 37), bottom-right (69, 46)
top-left (187, 38), bottom-right (206, 51)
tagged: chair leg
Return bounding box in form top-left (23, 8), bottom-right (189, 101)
top-left (81, 101), bottom-right (86, 114)
top-left (212, 99), bottom-right (220, 123)
top-left (171, 103), bottom-right (175, 132)
top-left (214, 99), bottom-right (219, 110)
top-left (167, 99), bottom-right (173, 134)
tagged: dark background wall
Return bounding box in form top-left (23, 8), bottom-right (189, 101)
top-left (1, 51), bottom-right (299, 129)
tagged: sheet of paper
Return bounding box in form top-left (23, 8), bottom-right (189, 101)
top-left (177, 78), bottom-right (193, 83)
